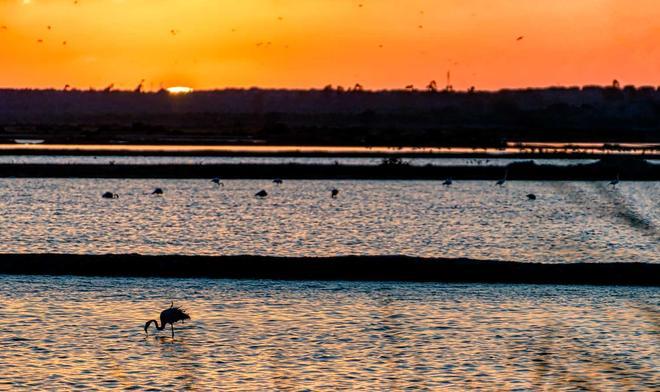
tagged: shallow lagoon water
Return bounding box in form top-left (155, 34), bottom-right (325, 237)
top-left (0, 179), bottom-right (657, 263)
top-left (0, 276), bottom-right (657, 390)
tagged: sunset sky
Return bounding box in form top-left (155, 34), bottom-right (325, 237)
top-left (0, 0), bottom-right (658, 91)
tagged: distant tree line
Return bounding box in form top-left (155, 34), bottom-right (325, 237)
top-left (0, 85), bottom-right (658, 146)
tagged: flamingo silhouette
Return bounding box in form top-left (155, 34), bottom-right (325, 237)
top-left (496, 170), bottom-right (508, 186)
top-left (144, 302), bottom-right (191, 338)
top-left (609, 174), bottom-right (620, 188)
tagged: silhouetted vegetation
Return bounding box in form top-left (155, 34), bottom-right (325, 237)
top-left (0, 158), bottom-right (657, 180)
top-left (0, 85), bottom-right (658, 146)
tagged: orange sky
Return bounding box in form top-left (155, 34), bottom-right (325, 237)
top-left (0, 0), bottom-right (658, 91)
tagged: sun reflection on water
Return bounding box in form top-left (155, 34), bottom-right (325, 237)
top-left (0, 278), bottom-right (657, 390)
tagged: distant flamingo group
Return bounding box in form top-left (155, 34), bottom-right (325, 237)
top-left (101, 172), bottom-right (624, 203)
top-left (101, 178), bottom-right (342, 200)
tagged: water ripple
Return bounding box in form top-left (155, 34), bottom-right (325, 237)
top-left (3, 277), bottom-right (656, 390)
top-left (0, 179), bottom-right (658, 263)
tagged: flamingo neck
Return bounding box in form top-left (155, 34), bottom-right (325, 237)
top-left (147, 319), bottom-right (165, 331)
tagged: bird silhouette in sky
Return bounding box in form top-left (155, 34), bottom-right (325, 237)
top-left (516, 36), bottom-right (524, 41)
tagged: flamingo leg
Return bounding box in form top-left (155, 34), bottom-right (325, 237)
top-left (171, 324), bottom-right (174, 339)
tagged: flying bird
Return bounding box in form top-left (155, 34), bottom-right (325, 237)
top-left (144, 302), bottom-right (191, 339)
top-left (516, 36), bottom-right (524, 41)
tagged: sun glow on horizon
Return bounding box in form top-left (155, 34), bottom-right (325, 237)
top-left (0, 0), bottom-right (658, 90)
top-left (166, 86), bottom-right (194, 94)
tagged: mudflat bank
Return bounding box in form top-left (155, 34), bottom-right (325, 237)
top-left (0, 254), bottom-right (657, 286)
top-left (0, 158), bottom-right (657, 180)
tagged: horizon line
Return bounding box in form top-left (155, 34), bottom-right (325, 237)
top-left (1, 83), bottom-right (659, 94)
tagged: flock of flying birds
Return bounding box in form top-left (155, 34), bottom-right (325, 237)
top-left (0, 3), bottom-right (526, 91)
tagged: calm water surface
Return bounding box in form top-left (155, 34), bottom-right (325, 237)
top-left (0, 276), bottom-right (657, 390)
top-left (0, 179), bottom-right (657, 263)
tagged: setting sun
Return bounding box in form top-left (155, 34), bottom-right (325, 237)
top-left (0, 0), bottom-right (658, 90)
top-left (0, 1), bottom-right (658, 390)
top-left (166, 86), bottom-right (194, 94)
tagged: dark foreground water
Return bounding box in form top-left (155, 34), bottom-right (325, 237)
top-left (0, 276), bottom-right (657, 390)
top-left (0, 179), bottom-right (657, 263)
